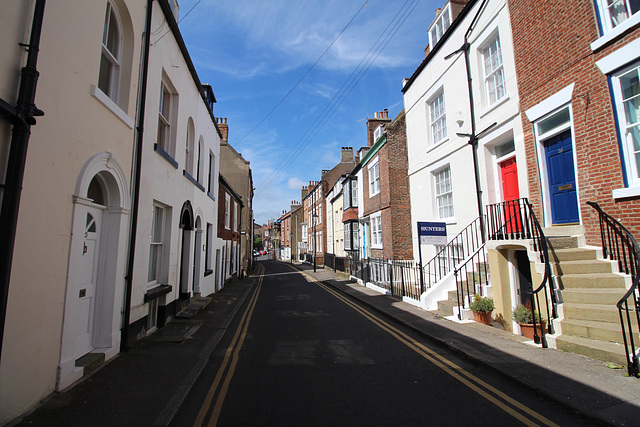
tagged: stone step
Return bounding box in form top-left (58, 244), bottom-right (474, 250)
top-left (561, 288), bottom-right (627, 305)
top-left (552, 248), bottom-right (599, 262)
top-left (562, 302), bottom-right (630, 323)
top-left (560, 273), bottom-right (627, 289)
top-left (547, 236), bottom-right (579, 250)
top-left (555, 334), bottom-right (627, 366)
top-left (560, 318), bottom-right (624, 343)
top-left (556, 259), bottom-right (615, 275)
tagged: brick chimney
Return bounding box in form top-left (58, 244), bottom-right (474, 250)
top-left (217, 117), bottom-right (229, 143)
top-left (340, 147), bottom-right (354, 163)
top-left (366, 109), bottom-right (391, 147)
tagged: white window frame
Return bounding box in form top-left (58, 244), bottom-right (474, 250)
top-left (185, 120), bottom-right (195, 176)
top-left (98, 1), bottom-right (122, 104)
top-left (429, 4), bottom-right (451, 48)
top-left (225, 193), bottom-right (231, 230)
top-left (148, 204), bottom-right (164, 283)
top-left (369, 157), bottom-right (380, 197)
top-left (428, 90), bottom-right (447, 146)
top-left (612, 61), bottom-right (640, 189)
top-left (592, 1), bottom-right (640, 50)
top-left (482, 34), bottom-right (506, 107)
top-left (434, 166), bottom-right (454, 219)
top-left (234, 201), bottom-right (239, 232)
top-left (208, 151), bottom-right (215, 195)
top-left (597, 0), bottom-right (640, 33)
top-left (157, 79), bottom-right (178, 157)
top-left (370, 212), bottom-right (383, 249)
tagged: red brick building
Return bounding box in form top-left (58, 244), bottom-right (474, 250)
top-left (360, 110), bottom-right (413, 260)
top-left (218, 175), bottom-right (242, 284)
top-left (508, 0), bottom-right (640, 242)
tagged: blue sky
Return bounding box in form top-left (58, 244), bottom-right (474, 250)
top-left (177, 0), bottom-right (440, 225)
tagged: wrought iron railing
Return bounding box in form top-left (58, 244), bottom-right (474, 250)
top-left (453, 199), bottom-right (555, 347)
top-left (587, 201), bottom-right (640, 377)
top-left (349, 257), bottom-right (422, 301)
top-left (421, 217), bottom-right (484, 292)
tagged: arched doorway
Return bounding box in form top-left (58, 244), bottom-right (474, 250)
top-left (58, 153), bottom-right (130, 390)
top-left (179, 201), bottom-right (194, 300)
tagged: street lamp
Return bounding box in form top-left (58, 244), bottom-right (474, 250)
top-left (312, 212), bottom-right (318, 272)
top-left (290, 231), bottom-right (293, 264)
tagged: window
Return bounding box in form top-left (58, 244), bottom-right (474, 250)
top-left (234, 201), bottom-right (239, 232)
top-left (225, 197), bottom-right (232, 231)
top-left (351, 180), bottom-right (358, 207)
top-left (599, 0), bottom-right (640, 32)
top-left (148, 205), bottom-right (164, 282)
top-left (344, 223), bottom-right (352, 250)
top-left (429, 5), bottom-right (451, 47)
top-left (482, 35), bottom-right (506, 106)
top-left (435, 244), bottom-right (464, 276)
top-left (157, 82), bottom-right (174, 155)
top-left (434, 166), bottom-right (454, 219)
top-left (98, 2), bottom-right (121, 103)
top-left (185, 120), bottom-right (195, 176)
top-left (369, 158), bottom-right (380, 197)
top-left (371, 212), bottom-right (382, 249)
top-left (208, 152), bottom-right (215, 196)
top-left (206, 223), bottom-right (213, 271)
top-left (429, 90), bottom-right (447, 145)
top-left (197, 139), bottom-right (203, 183)
top-left (613, 62), bottom-right (640, 187)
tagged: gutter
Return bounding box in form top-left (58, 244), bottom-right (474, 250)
top-left (0, 0), bottom-right (46, 365)
top-left (121, 0), bottom-right (153, 351)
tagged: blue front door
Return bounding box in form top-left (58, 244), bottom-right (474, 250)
top-left (544, 130), bottom-right (579, 224)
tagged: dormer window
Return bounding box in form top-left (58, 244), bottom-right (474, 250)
top-left (373, 125), bottom-right (385, 143)
top-left (429, 4), bottom-right (451, 48)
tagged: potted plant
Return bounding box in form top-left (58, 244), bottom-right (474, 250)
top-left (469, 293), bottom-right (494, 325)
top-left (512, 304), bottom-right (544, 340)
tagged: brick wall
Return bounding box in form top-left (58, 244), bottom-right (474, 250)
top-left (508, 0), bottom-right (640, 243)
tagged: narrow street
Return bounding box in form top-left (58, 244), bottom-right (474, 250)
top-left (174, 261), bottom-right (595, 426)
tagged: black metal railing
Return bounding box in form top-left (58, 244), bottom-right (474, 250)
top-left (349, 257), bottom-right (422, 301)
top-left (588, 201), bottom-right (640, 377)
top-left (421, 217), bottom-right (484, 291)
top-left (484, 198), bottom-right (556, 347)
top-left (454, 245), bottom-right (489, 319)
top-left (324, 253), bottom-right (349, 273)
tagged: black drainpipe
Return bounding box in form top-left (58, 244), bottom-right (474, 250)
top-left (121, 0), bottom-right (153, 351)
top-left (0, 0), bottom-right (46, 365)
top-left (445, 0), bottom-right (494, 243)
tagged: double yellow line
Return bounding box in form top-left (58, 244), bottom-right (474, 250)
top-left (193, 264), bottom-right (265, 427)
top-left (194, 264), bottom-right (558, 426)
top-left (303, 271), bottom-right (559, 427)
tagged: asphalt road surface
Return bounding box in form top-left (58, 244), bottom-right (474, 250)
top-left (173, 260), bottom-right (602, 426)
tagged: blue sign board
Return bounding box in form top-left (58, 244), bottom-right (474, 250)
top-left (417, 221), bottom-right (447, 245)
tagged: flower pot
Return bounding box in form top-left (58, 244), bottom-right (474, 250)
top-left (519, 322), bottom-right (545, 340)
top-left (473, 310), bottom-right (492, 325)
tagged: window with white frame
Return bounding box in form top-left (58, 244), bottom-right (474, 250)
top-left (344, 222), bottom-right (352, 250)
top-left (225, 193), bottom-right (231, 229)
top-left (208, 151), bottom-right (215, 195)
top-left (369, 158), bottom-right (380, 197)
top-left (185, 120), bottom-right (195, 176)
top-left (482, 34), bottom-right (506, 106)
top-left (370, 212), bottom-right (382, 249)
top-left (429, 90), bottom-right (447, 145)
top-left (206, 223), bottom-right (213, 271)
top-left (429, 4), bottom-right (451, 47)
top-left (98, 2), bottom-right (122, 103)
top-left (302, 223), bottom-right (308, 239)
top-left (157, 81), bottom-right (175, 155)
top-left (612, 62), bottom-right (640, 187)
top-left (434, 166), bottom-right (454, 219)
top-left (234, 201), bottom-right (239, 232)
top-left (597, 0), bottom-right (640, 33)
top-left (148, 204), bottom-right (164, 283)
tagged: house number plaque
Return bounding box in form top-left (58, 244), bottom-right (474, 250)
top-left (558, 184), bottom-right (573, 191)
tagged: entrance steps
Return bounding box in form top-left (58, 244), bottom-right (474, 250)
top-left (549, 240), bottom-right (632, 366)
top-left (176, 296), bottom-right (212, 319)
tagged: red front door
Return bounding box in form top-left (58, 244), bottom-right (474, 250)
top-left (500, 158), bottom-right (521, 233)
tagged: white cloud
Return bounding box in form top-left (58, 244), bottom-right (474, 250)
top-left (287, 177), bottom-right (305, 190)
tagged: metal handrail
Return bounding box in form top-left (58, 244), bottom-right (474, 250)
top-left (421, 217), bottom-right (483, 292)
top-left (587, 201), bottom-right (640, 377)
top-left (482, 198), bottom-right (555, 347)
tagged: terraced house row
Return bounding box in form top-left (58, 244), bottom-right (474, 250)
top-left (0, 1), bottom-right (253, 423)
top-left (273, 0), bottom-right (640, 377)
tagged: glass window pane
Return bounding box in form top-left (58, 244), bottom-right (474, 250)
top-left (537, 107), bottom-right (570, 135)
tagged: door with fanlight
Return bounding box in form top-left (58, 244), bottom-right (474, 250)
top-left (72, 205), bottom-right (103, 357)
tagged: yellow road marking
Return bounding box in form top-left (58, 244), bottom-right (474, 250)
top-left (193, 264), bottom-right (265, 427)
top-left (298, 269), bottom-right (559, 427)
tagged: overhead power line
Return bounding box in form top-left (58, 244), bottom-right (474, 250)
top-left (254, 0), bottom-right (422, 196)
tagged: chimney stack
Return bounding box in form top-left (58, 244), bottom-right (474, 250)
top-left (341, 147), bottom-right (354, 163)
top-left (217, 117), bottom-right (229, 143)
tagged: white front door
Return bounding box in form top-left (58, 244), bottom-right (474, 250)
top-left (72, 205), bottom-right (103, 357)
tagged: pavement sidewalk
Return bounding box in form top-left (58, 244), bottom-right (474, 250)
top-left (11, 260), bottom-right (640, 426)
top-left (291, 261), bottom-right (640, 425)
